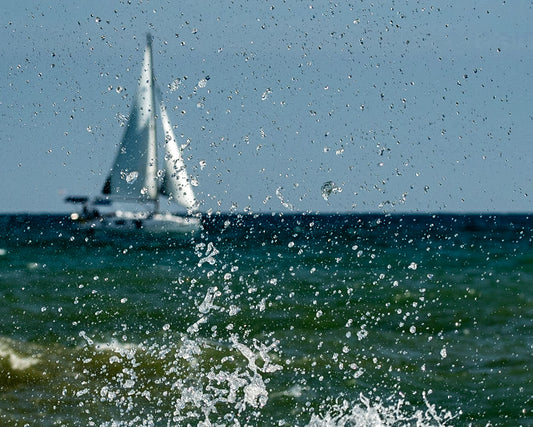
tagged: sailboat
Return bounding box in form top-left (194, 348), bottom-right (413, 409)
top-left (66, 34), bottom-right (201, 234)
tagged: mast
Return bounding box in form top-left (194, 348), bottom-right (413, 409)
top-left (145, 33), bottom-right (159, 213)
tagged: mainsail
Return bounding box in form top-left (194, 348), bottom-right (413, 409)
top-left (102, 34), bottom-right (158, 201)
top-left (99, 34), bottom-right (197, 214)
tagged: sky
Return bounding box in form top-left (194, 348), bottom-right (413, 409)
top-left (1, 0), bottom-right (532, 214)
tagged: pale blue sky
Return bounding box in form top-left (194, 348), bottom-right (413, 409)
top-left (2, 0), bottom-right (532, 213)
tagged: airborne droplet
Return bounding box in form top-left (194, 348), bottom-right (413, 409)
top-left (321, 181), bottom-right (342, 201)
top-left (121, 171), bottom-right (139, 184)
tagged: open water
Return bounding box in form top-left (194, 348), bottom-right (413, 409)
top-left (0, 213), bottom-right (531, 426)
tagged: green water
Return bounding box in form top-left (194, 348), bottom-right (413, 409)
top-left (0, 214), bottom-right (531, 426)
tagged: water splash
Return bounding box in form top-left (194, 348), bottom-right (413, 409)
top-left (307, 393), bottom-right (457, 426)
top-left (63, 284), bottom-right (283, 425)
top-left (196, 242), bottom-right (220, 267)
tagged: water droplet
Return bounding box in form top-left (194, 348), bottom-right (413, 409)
top-left (122, 170), bottom-right (139, 184)
top-left (321, 181), bottom-right (342, 200)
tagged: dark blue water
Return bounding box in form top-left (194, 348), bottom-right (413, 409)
top-left (0, 213), bottom-right (531, 425)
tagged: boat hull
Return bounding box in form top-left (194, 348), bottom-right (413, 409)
top-left (72, 211), bottom-right (201, 234)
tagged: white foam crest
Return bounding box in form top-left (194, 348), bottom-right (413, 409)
top-left (0, 340), bottom-right (40, 371)
top-left (307, 393), bottom-right (457, 427)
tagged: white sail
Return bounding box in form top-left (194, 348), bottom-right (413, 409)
top-left (102, 35), bottom-right (158, 201)
top-left (67, 34), bottom-right (202, 234)
top-left (159, 101), bottom-right (198, 212)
